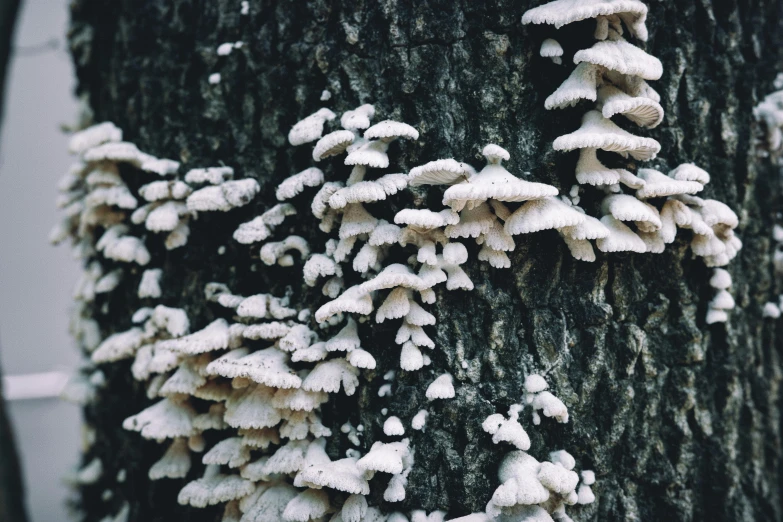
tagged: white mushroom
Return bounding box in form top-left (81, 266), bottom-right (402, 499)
top-left (184, 166), bottom-right (234, 185)
top-left (595, 216), bottom-right (647, 253)
top-left (177, 465), bottom-right (254, 508)
top-left (69, 122), bottom-right (123, 154)
top-left (276, 167), bottom-right (325, 201)
top-left (313, 130), bottom-right (356, 161)
top-left (553, 110), bottom-right (661, 160)
top-left (521, 0), bottom-right (649, 41)
top-left (505, 197), bottom-right (586, 236)
top-left (597, 84), bottom-right (664, 128)
top-left (634, 168), bottom-right (704, 199)
top-left (288, 108), bottom-right (336, 146)
top-left (442, 145), bottom-right (558, 211)
top-left (545, 63), bottom-right (602, 110)
top-left (426, 373), bottom-right (455, 400)
top-left (408, 159), bottom-right (474, 186)
top-left (540, 38), bottom-right (564, 64)
top-left (574, 38), bottom-right (662, 80)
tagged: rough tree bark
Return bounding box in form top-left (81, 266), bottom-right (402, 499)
top-left (67, 0), bottom-right (783, 521)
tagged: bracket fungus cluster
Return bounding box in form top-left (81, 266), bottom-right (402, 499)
top-left (524, 0), bottom-right (742, 270)
top-left (57, 3), bottom-right (744, 517)
top-left (470, 375), bottom-right (593, 522)
top-left (59, 106), bottom-right (513, 522)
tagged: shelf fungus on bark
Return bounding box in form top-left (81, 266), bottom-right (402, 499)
top-left (553, 110), bottom-right (660, 160)
top-left (407, 158), bottom-right (475, 186)
top-left (187, 178), bottom-right (260, 212)
top-left (425, 373), bottom-right (456, 401)
top-left (442, 145), bottom-right (558, 212)
top-left (521, 0), bottom-right (649, 42)
top-left (288, 108), bottom-right (336, 146)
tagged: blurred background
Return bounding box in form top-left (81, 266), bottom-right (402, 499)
top-left (0, 0), bottom-right (81, 520)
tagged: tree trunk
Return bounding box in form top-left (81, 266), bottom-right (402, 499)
top-left (66, 0), bottom-right (783, 521)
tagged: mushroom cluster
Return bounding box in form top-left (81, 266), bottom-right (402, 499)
top-left (525, 0), bottom-right (742, 266)
top-left (470, 375), bottom-right (594, 522)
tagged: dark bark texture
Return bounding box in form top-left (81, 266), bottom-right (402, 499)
top-left (68, 0), bottom-right (783, 521)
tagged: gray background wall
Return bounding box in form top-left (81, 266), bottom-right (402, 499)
top-left (0, 1), bottom-right (82, 520)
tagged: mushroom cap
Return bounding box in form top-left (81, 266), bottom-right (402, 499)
top-left (69, 122), bottom-right (123, 154)
top-left (177, 468), bottom-right (255, 508)
top-left (505, 197), bottom-right (586, 235)
top-left (524, 374), bottom-right (548, 393)
top-left (339, 203), bottom-right (378, 239)
top-left (394, 208), bottom-right (460, 229)
top-left (329, 174), bottom-right (408, 209)
top-left (574, 37), bottom-right (661, 80)
top-left (443, 165), bottom-right (559, 210)
top-left (426, 373), bottom-right (456, 400)
top-left (357, 440), bottom-right (411, 474)
top-left (601, 194), bottom-right (662, 228)
top-left (359, 263), bottom-right (429, 293)
top-left (706, 308), bottom-right (729, 324)
top-left (123, 398), bottom-right (197, 441)
top-left (709, 268), bottom-right (732, 290)
top-left (282, 489), bottom-right (331, 522)
top-left (445, 202), bottom-right (497, 238)
top-left (276, 167), bottom-right (325, 201)
top-left (700, 199), bottom-right (739, 228)
top-left (383, 416), bottom-right (405, 436)
top-left (559, 214), bottom-right (611, 240)
top-left (669, 163), bottom-right (711, 184)
top-left (597, 84), bottom-right (664, 128)
top-left (483, 144), bottom-right (511, 163)
top-left (312, 130), bottom-right (356, 161)
top-left (710, 289), bottom-right (736, 310)
top-left (634, 168), bottom-right (704, 199)
top-left (298, 457), bottom-right (370, 495)
top-left (364, 120), bottom-right (419, 141)
top-left (288, 108), bottom-right (336, 146)
top-left (344, 140), bottom-right (389, 168)
top-left (315, 285), bottom-right (374, 323)
top-left (341, 104), bottom-right (376, 130)
top-left (545, 63), bottom-right (601, 110)
top-left (522, 0), bottom-right (649, 41)
top-left (408, 159), bottom-right (474, 186)
top-left (553, 110), bottom-right (661, 160)
top-left (595, 216), bottom-right (647, 253)
top-left (540, 38), bottom-right (564, 58)
top-left (574, 148), bottom-right (626, 186)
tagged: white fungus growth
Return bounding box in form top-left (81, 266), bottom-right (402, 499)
top-left (187, 179), bottom-right (260, 212)
top-left (410, 411), bottom-right (430, 433)
top-left (384, 416), bottom-right (406, 436)
top-left (521, 0), bottom-right (649, 41)
top-left (288, 108), bottom-right (336, 146)
top-left (59, 101), bottom-right (621, 521)
top-left (138, 268), bottom-right (163, 298)
top-left (483, 405), bottom-right (531, 450)
top-left (425, 374), bottom-right (455, 401)
top-left (276, 168), bottom-right (325, 201)
top-left (540, 38), bottom-right (563, 64)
